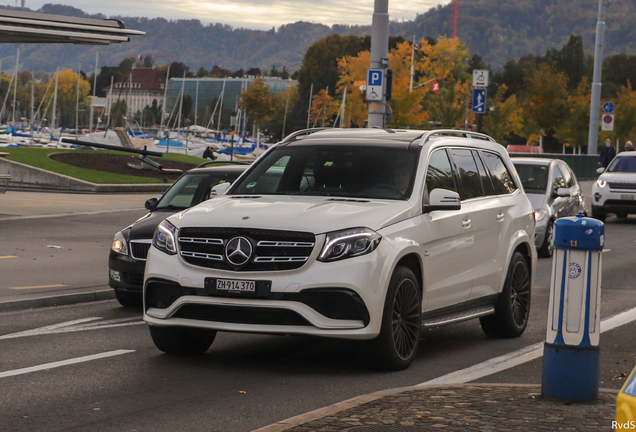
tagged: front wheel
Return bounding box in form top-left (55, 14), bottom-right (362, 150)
top-left (371, 266), bottom-right (421, 371)
top-left (149, 326), bottom-right (216, 355)
top-left (480, 252), bottom-right (531, 338)
top-left (538, 220), bottom-right (554, 258)
top-left (591, 207), bottom-right (606, 222)
top-left (115, 289), bottom-right (142, 308)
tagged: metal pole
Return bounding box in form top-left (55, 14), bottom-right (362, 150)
top-left (30, 69), bottom-right (34, 137)
top-left (194, 80), bottom-right (199, 127)
top-left (409, 35), bottom-right (415, 93)
top-left (588, 0), bottom-right (607, 156)
top-left (12, 48), bottom-right (19, 125)
top-left (76, 62), bottom-right (81, 138)
top-left (89, 51), bottom-right (98, 133)
top-left (160, 65), bottom-right (170, 134)
top-left (306, 83), bottom-right (313, 129)
top-left (367, 0), bottom-right (389, 128)
top-left (53, 66), bottom-right (59, 132)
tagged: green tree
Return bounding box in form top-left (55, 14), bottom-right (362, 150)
top-left (615, 83), bottom-right (636, 147)
top-left (482, 84), bottom-right (523, 142)
top-left (238, 77), bottom-right (275, 141)
top-left (544, 34), bottom-right (587, 89)
top-left (553, 77), bottom-right (591, 152)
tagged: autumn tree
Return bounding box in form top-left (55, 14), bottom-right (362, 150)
top-left (238, 77), bottom-right (275, 142)
top-left (482, 84), bottom-right (523, 143)
top-left (553, 77), bottom-right (591, 152)
top-left (614, 83), bottom-right (636, 147)
top-left (308, 89), bottom-right (338, 127)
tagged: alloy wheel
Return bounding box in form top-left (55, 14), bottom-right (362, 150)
top-left (510, 260), bottom-right (531, 328)
top-left (391, 279), bottom-right (420, 360)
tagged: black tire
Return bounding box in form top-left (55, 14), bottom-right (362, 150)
top-left (115, 289), bottom-right (142, 308)
top-left (591, 207), bottom-right (606, 222)
top-left (149, 326), bottom-right (216, 355)
top-left (480, 252), bottom-right (531, 338)
top-left (538, 220), bottom-right (554, 258)
top-left (371, 266), bottom-right (421, 371)
top-left (617, 211), bottom-right (628, 219)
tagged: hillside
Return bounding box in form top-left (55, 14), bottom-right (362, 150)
top-left (0, 1), bottom-right (634, 73)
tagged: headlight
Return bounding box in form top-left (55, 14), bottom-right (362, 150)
top-left (596, 179), bottom-right (607, 188)
top-left (533, 209), bottom-right (548, 222)
top-left (318, 227), bottom-right (381, 262)
top-left (153, 220), bottom-right (178, 255)
top-left (111, 231), bottom-right (128, 255)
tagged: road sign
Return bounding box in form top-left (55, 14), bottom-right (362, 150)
top-left (472, 88), bottom-right (487, 114)
top-left (603, 101), bottom-right (615, 114)
top-left (472, 69), bottom-right (489, 87)
top-left (602, 114), bottom-right (614, 131)
top-left (366, 69), bottom-right (383, 101)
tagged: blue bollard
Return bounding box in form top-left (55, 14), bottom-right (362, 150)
top-left (542, 212), bottom-right (604, 402)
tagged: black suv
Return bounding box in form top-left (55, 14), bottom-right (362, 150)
top-left (109, 163), bottom-right (247, 306)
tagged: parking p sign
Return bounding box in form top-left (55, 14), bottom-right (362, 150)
top-left (366, 69), bottom-right (383, 101)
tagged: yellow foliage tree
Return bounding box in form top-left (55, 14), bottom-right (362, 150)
top-left (482, 84), bottom-right (524, 143)
top-left (309, 89), bottom-right (338, 127)
top-left (554, 77), bottom-right (591, 151)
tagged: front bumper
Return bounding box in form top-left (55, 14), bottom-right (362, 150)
top-left (143, 239), bottom-right (393, 340)
top-left (108, 251), bottom-right (146, 293)
top-left (592, 185), bottom-right (636, 215)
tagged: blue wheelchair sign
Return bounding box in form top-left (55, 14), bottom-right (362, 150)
top-left (472, 88), bottom-right (487, 114)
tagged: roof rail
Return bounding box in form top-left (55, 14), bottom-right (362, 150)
top-left (418, 129), bottom-right (496, 146)
top-left (279, 128), bottom-right (326, 144)
top-left (196, 160), bottom-right (252, 168)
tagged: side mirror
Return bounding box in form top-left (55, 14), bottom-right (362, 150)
top-left (596, 167), bottom-right (605, 174)
top-left (555, 187), bottom-right (571, 198)
top-left (210, 181), bottom-right (232, 198)
top-left (423, 188), bottom-right (461, 213)
top-left (145, 197), bottom-right (159, 210)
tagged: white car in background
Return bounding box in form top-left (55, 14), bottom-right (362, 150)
top-left (592, 151), bottom-right (636, 221)
top-left (143, 128), bottom-right (536, 370)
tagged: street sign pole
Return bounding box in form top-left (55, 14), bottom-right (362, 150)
top-left (588, 0), bottom-right (608, 155)
top-left (367, 0), bottom-right (389, 129)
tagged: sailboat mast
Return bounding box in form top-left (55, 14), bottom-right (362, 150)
top-left (76, 62), bottom-right (81, 138)
top-left (30, 70), bottom-right (34, 137)
top-left (217, 78), bottom-right (225, 133)
top-left (89, 51), bottom-right (98, 133)
top-left (52, 66), bottom-right (59, 132)
top-left (12, 48), bottom-right (19, 126)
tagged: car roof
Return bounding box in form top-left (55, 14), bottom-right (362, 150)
top-left (283, 129), bottom-right (426, 149)
top-left (614, 152), bottom-right (636, 158)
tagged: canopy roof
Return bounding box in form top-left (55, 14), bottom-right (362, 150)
top-left (0, 9), bottom-right (145, 45)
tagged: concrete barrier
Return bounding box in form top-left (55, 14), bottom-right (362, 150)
top-left (0, 157), bottom-right (170, 194)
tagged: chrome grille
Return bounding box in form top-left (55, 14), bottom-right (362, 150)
top-left (178, 228), bottom-right (315, 271)
top-left (129, 240), bottom-right (152, 260)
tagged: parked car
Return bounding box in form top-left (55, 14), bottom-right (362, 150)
top-left (109, 163), bottom-right (248, 307)
top-left (512, 158), bottom-right (587, 258)
top-left (592, 151), bottom-right (636, 221)
top-left (143, 129), bottom-right (536, 370)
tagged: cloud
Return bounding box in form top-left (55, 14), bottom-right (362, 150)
top-left (30, 0), bottom-right (449, 30)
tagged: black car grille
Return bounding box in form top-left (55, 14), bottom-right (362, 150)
top-left (178, 228), bottom-right (315, 271)
top-left (173, 304), bottom-right (311, 326)
top-left (608, 182), bottom-right (636, 191)
top-left (146, 280), bottom-right (198, 310)
top-left (130, 241), bottom-right (151, 260)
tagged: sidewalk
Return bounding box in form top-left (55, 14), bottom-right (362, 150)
top-left (256, 384), bottom-right (617, 431)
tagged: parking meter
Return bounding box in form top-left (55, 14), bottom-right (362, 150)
top-left (542, 212), bottom-right (604, 402)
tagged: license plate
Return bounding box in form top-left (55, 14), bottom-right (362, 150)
top-left (216, 278), bottom-right (255, 292)
top-left (621, 194), bottom-right (635, 200)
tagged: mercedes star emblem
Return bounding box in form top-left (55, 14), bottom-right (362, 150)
top-left (225, 236), bottom-right (253, 266)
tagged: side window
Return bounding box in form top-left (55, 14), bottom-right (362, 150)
top-left (474, 150), bottom-right (495, 196)
top-left (552, 165), bottom-right (566, 192)
top-left (561, 164), bottom-right (575, 187)
top-left (425, 149), bottom-right (458, 197)
top-left (450, 148), bottom-right (484, 200)
top-left (481, 152), bottom-right (518, 195)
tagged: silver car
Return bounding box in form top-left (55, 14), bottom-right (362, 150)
top-left (512, 158), bottom-right (586, 258)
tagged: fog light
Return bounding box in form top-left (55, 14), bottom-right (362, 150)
top-left (109, 269), bottom-right (121, 282)
top-left (594, 193), bottom-right (601, 202)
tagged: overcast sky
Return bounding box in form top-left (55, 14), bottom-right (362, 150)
top-left (29, 0), bottom-right (451, 30)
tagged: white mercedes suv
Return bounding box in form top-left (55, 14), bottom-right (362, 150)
top-left (144, 129), bottom-right (536, 370)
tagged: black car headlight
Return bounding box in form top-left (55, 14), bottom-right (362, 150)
top-left (111, 230), bottom-right (128, 256)
top-left (318, 228), bottom-right (381, 262)
top-left (153, 220), bottom-right (178, 255)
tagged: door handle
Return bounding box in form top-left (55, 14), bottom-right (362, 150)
top-left (462, 218), bottom-right (471, 228)
top-left (496, 211), bottom-right (505, 222)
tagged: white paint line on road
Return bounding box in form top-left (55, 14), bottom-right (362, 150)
top-left (9, 283), bottom-right (67, 290)
top-left (0, 350), bottom-right (135, 379)
top-left (0, 317), bottom-right (143, 340)
top-left (0, 207), bottom-right (144, 221)
top-left (419, 306), bottom-right (636, 386)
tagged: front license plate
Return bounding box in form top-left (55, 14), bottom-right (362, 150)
top-left (621, 194), bottom-right (635, 200)
top-left (216, 278), bottom-right (255, 292)
top-left (204, 278), bottom-right (272, 298)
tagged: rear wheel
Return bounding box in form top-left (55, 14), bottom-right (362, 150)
top-left (149, 326), bottom-right (216, 355)
top-left (591, 207), bottom-right (606, 222)
top-left (371, 266), bottom-right (421, 371)
top-left (480, 252), bottom-right (531, 338)
top-left (115, 289), bottom-right (142, 308)
top-left (538, 220), bottom-right (554, 258)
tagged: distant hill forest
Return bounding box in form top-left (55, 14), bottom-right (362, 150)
top-left (0, 1), bottom-right (634, 74)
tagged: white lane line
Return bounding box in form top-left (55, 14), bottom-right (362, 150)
top-left (0, 317), bottom-right (143, 340)
top-left (0, 207), bottom-right (144, 221)
top-left (418, 306), bottom-right (636, 386)
top-left (0, 349), bottom-right (135, 379)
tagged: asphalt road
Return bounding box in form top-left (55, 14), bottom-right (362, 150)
top-left (1, 186), bottom-right (636, 431)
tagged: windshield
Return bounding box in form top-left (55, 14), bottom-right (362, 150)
top-left (514, 163), bottom-right (549, 193)
top-left (157, 172), bottom-right (238, 209)
top-left (607, 156), bottom-right (636, 173)
top-left (231, 145), bottom-right (420, 200)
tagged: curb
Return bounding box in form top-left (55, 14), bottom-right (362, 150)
top-left (0, 289), bottom-right (116, 313)
top-left (252, 383), bottom-right (619, 432)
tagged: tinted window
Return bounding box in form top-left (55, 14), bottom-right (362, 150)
top-left (482, 152), bottom-right (517, 195)
top-left (607, 156), bottom-right (636, 172)
top-left (561, 164), bottom-right (575, 187)
top-left (552, 166), bottom-right (566, 192)
top-left (426, 149), bottom-right (458, 196)
top-left (450, 149), bottom-right (483, 200)
top-left (514, 163), bottom-right (549, 192)
top-left (157, 172), bottom-right (239, 209)
top-left (231, 146), bottom-right (419, 200)
top-left (474, 151), bottom-right (495, 196)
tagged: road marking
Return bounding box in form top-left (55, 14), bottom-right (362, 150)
top-left (0, 317), bottom-right (143, 340)
top-left (9, 283), bottom-right (67, 290)
top-left (0, 207), bottom-right (144, 221)
top-left (0, 255), bottom-right (17, 259)
top-left (0, 350), bottom-right (135, 379)
top-left (419, 306), bottom-right (636, 385)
